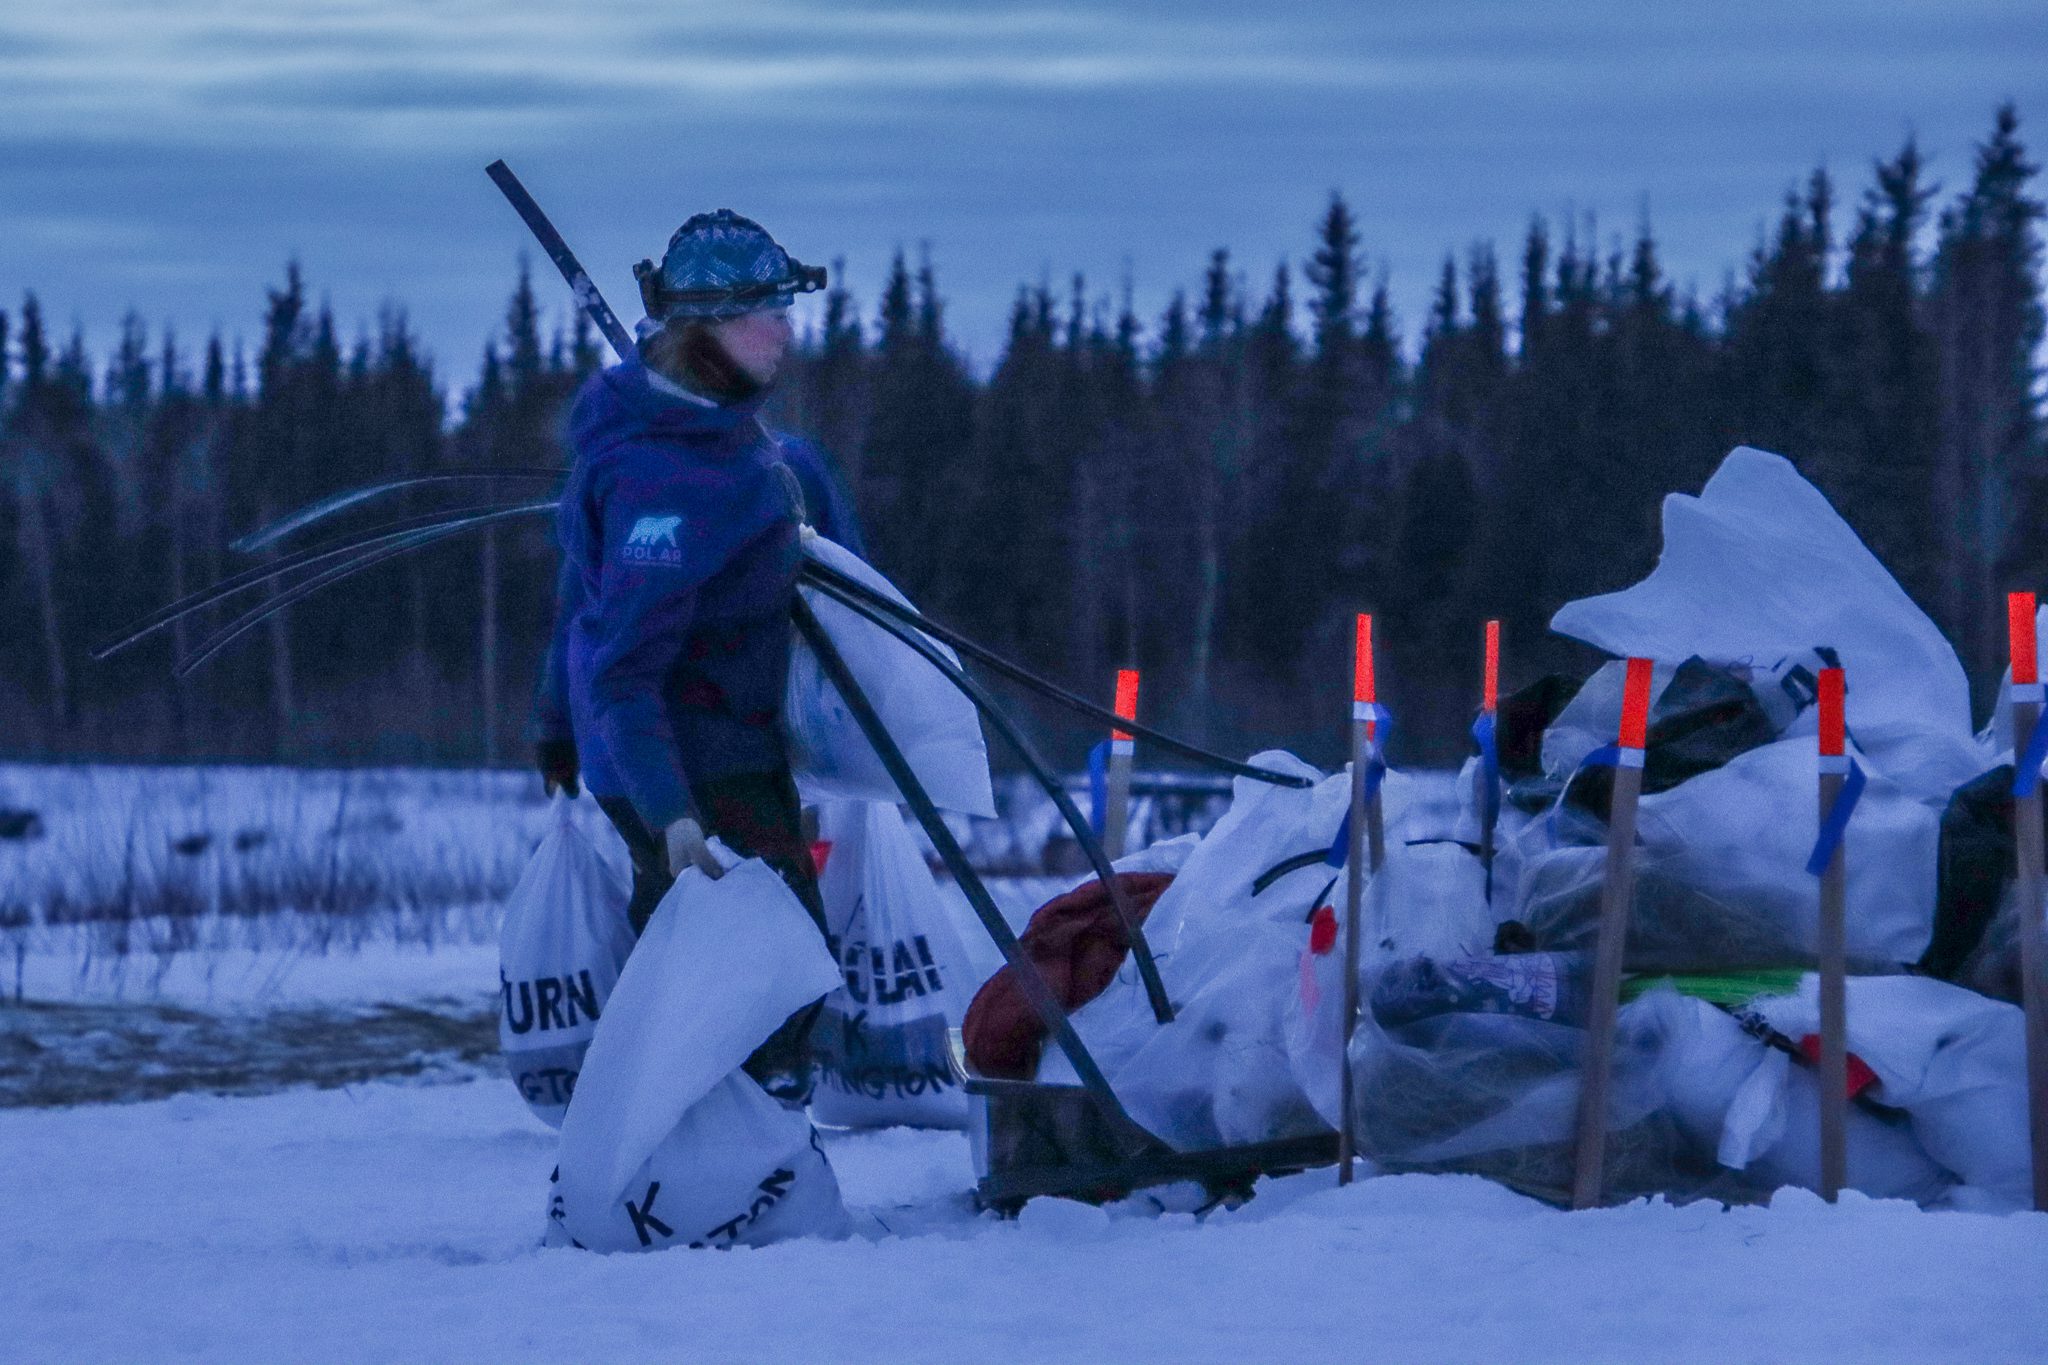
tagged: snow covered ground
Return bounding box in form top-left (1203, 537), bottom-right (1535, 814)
top-left (8, 757), bottom-right (2048, 1362)
top-left (9, 1072), bottom-right (2048, 1364)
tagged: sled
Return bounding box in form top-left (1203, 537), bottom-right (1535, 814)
top-left (961, 1074), bottom-right (1339, 1212)
top-left (792, 589), bottom-right (1345, 1214)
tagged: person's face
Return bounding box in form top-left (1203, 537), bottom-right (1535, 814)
top-left (711, 307), bottom-right (793, 384)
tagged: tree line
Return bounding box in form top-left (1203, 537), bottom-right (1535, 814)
top-left (1, 105), bottom-right (2040, 771)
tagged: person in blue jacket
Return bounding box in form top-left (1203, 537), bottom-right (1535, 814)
top-left (528, 209), bottom-right (861, 1102)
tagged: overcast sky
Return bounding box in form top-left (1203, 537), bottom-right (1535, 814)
top-left (4, 0), bottom-right (2044, 384)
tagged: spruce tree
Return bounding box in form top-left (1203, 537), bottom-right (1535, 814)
top-left (1932, 104), bottom-right (2045, 696)
top-left (1834, 138), bottom-right (1941, 619)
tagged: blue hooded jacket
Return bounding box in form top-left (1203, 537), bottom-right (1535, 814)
top-left (530, 361), bottom-right (860, 831)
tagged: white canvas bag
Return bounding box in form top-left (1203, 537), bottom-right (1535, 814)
top-left (785, 537), bottom-right (996, 817)
top-left (808, 801), bottom-right (979, 1129)
top-left (498, 796), bottom-right (635, 1127)
top-left (552, 852), bottom-right (851, 1252)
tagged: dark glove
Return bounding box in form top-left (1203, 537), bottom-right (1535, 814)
top-left (536, 737), bottom-right (580, 798)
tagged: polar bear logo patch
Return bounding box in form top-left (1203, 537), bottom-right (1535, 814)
top-left (621, 514), bottom-right (685, 567)
top-left (626, 515), bottom-right (682, 548)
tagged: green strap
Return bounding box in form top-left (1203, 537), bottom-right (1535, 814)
top-left (1620, 968), bottom-right (1808, 1010)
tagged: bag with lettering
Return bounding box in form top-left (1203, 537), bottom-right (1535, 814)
top-left (499, 795), bottom-right (635, 1127)
top-left (551, 852), bottom-right (852, 1252)
top-left (785, 536), bottom-right (996, 818)
top-left (808, 800), bottom-right (978, 1130)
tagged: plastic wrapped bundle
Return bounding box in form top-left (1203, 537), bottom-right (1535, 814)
top-left (1140, 751), bottom-right (1433, 953)
top-left (1749, 975), bottom-right (2030, 1209)
top-left (1103, 921), bottom-right (1330, 1151)
top-left (1511, 845), bottom-right (1818, 973)
top-left (1499, 739), bottom-right (1939, 970)
top-left (1549, 446), bottom-right (1982, 802)
top-left (1346, 1002), bottom-right (1715, 1205)
top-left (1341, 980), bottom-right (1954, 1207)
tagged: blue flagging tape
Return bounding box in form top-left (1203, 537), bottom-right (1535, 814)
top-left (1472, 711), bottom-right (1501, 835)
top-left (2014, 721), bottom-right (2048, 799)
top-left (1322, 763), bottom-right (1391, 869)
top-left (1360, 703), bottom-right (1393, 804)
top-left (1806, 759), bottom-right (1867, 876)
top-left (1545, 744), bottom-right (1623, 847)
top-left (1087, 738), bottom-right (1110, 837)
top-left (1579, 743), bottom-right (1622, 771)
top-left (1325, 809), bottom-right (1351, 868)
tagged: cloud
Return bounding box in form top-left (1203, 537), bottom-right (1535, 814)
top-left (0, 0), bottom-right (2042, 376)
top-left (202, 67), bottom-right (630, 115)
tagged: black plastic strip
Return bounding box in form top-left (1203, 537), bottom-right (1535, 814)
top-left (98, 495), bottom-right (563, 660)
top-left (228, 470), bottom-right (566, 555)
top-left (805, 573), bottom-right (1175, 1025)
top-left (1250, 850), bottom-right (1333, 898)
top-left (799, 556), bottom-right (1313, 789)
top-left (173, 502), bottom-right (559, 676)
top-left (790, 596), bottom-right (1161, 1154)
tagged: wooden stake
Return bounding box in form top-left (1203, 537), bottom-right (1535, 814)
top-left (1101, 668), bottom-right (1140, 861)
top-left (1477, 619), bottom-right (1501, 900)
top-left (2007, 592), bottom-right (2048, 1213)
top-left (1339, 614), bottom-right (1379, 1186)
top-left (1570, 656), bottom-right (1654, 1210)
top-left (1816, 666), bottom-right (1849, 1202)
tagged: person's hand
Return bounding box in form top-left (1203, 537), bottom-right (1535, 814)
top-left (536, 738), bottom-right (580, 798)
top-left (664, 817), bottom-right (725, 880)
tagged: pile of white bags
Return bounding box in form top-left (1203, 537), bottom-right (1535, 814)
top-left (785, 536), bottom-right (995, 817)
top-left (1747, 974), bottom-right (2032, 1208)
top-left (1549, 446), bottom-right (1983, 802)
top-left (808, 800), bottom-right (981, 1130)
top-left (548, 852), bottom-right (851, 1252)
top-left (497, 797), bottom-right (635, 1127)
top-left (1302, 968), bottom-right (2030, 1209)
top-left (1498, 738), bottom-right (1942, 970)
top-left (1014, 446), bottom-right (2039, 1210)
top-left (1033, 756), bottom-right (1492, 1152)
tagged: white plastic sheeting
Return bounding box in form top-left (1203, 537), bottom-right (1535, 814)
top-left (1551, 446), bottom-right (1982, 801)
top-left (785, 537), bottom-right (995, 817)
top-left (552, 850), bottom-right (850, 1252)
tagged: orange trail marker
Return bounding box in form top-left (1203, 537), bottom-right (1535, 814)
top-left (1339, 613), bottom-right (1385, 1187)
top-left (1477, 620), bottom-right (1503, 900)
top-left (1815, 666), bottom-right (1849, 1201)
top-left (1483, 619), bottom-right (1501, 713)
top-left (1571, 656), bottom-right (1654, 1210)
top-left (1102, 668), bottom-right (1140, 860)
top-left (1354, 614), bottom-right (1378, 738)
top-left (2013, 593), bottom-right (2040, 688)
top-left (2007, 593), bottom-right (2048, 1212)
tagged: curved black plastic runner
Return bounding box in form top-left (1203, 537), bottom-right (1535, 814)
top-left (804, 571), bottom-right (1175, 1024)
top-left (790, 595), bottom-right (1165, 1156)
top-left (173, 502), bottom-right (561, 675)
top-left (799, 554), bottom-right (1314, 790)
top-left (96, 495), bottom-right (562, 661)
top-left (229, 469), bottom-right (566, 555)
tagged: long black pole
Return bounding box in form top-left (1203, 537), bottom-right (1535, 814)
top-left (791, 596), bottom-right (1160, 1153)
top-left (799, 556), bottom-right (1312, 791)
top-left (486, 160), bottom-right (636, 363)
top-left (805, 574), bottom-right (1174, 1024)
